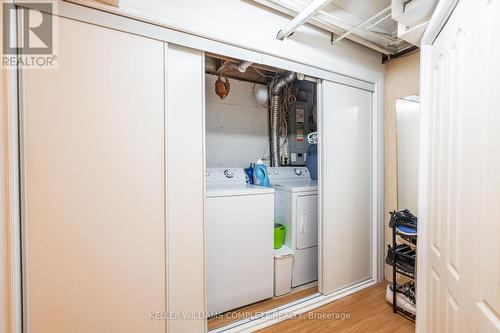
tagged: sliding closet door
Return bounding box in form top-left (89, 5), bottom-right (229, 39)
top-left (320, 81), bottom-right (372, 294)
top-left (165, 45), bottom-right (205, 333)
top-left (20, 17), bottom-right (166, 333)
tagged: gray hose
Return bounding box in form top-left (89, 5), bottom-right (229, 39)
top-left (270, 72), bottom-right (296, 166)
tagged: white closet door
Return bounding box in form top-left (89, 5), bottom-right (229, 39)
top-left (473, 1), bottom-right (500, 331)
top-left (21, 17), bottom-right (166, 333)
top-left (165, 45), bottom-right (206, 333)
top-left (320, 81), bottom-right (372, 294)
top-left (419, 0), bottom-right (500, 332)
top-left (421, 1), bottom-right (475, 331)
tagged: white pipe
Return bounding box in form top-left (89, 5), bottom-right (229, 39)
top-left (331, 6), bottom-right (391, 45)
top-left (366, 13), bottom-right (392, 31)
top-left (237, 60), bottom-right (253, 73)
top-left (276, 0), bottom-right (332, 40)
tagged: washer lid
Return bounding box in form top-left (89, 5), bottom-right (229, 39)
top-left (206, 184), bottom-right (274, 198)
top-left (272, 180), bottom-right (318, 192)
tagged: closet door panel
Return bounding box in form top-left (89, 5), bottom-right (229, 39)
top-left (419, 1), bottom-right (482, 331)
top-left (471, 1), bottom-right (500, 331)
top-left (21, 17), bottom-right (166, 333)
top-left (320, 81), bottom-right (372, 294)
top-left (165, 45), bottom-right (206, 333)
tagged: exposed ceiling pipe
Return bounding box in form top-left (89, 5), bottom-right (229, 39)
top-left (216, 60), bottom-right (229, 73)
top-left (366, 13), bottom-right (393, 31)
top-left (382, 45), bottom-right (419, 64)
top-left (331, 6), bottom-right (391, 45)
top-left (237, 60), bottom-right (253, 73)
top-left (276, 0), bottom-right (332, 40)
top-left (328, 31), bottom-right (394, 55)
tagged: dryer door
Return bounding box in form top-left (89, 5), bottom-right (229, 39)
top-left (296, 194), bottom-right (318, 249)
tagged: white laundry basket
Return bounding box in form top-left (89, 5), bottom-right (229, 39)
top-left (274, 246), bottom-right (294, 296)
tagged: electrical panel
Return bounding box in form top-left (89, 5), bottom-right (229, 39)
top-left (287, 82), bottom-right (316, 166)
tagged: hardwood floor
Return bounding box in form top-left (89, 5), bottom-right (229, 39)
top-left (208, 286), bottom-right (318, 331)
top-left (257, 283), bottom-right (415, 333)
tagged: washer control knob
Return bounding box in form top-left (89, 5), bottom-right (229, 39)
top-left (224, 169), bottom-right (234, 178)
top-left (294, 168), bottom-right (302, 176)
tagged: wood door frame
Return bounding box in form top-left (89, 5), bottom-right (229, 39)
top-left (0, 2), bottom-right (385, 332)
top-left (416, 1), bottom-right (461, 332)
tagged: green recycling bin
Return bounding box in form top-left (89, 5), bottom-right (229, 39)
top-left (274, 223), bottom-right (286, 249)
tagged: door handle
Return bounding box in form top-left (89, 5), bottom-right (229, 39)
top-left (301, 213), bottom-right (307, 233)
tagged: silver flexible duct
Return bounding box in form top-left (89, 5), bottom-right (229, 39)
top-left (270, 72), bottom-right (296, 166)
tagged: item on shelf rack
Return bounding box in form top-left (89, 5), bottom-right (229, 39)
top-left (395, 225), bottom-right (417, 237)
top-left (398, 281), bottom-right (416, 305)
top-left (389, 208), bottom-right (417, 321)
top-left (386, 282), bottom-right (416, 315)
top-left (389, 208), bottom-right (417, 231)
top-left (385, 244), bottom-right (416, 275)
top-left (397, 231), bottom-right (417, 245)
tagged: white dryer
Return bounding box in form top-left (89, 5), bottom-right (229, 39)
top-left (268, 167), bottom-right (318, 287)
top-left (205, 168), bottom-right (274, 314)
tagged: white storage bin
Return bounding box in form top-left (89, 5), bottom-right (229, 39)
top-left (274, 246), bottom-right (294, 296)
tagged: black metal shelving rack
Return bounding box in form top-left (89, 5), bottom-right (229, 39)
top-left (389, 225), bottom-right (417, 321)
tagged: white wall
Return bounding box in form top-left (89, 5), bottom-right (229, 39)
top-left (120, 0), bottom-right (385, 79)
top-left (205, 74), bottom-right (269, 168)
top-left (396, 98), bottom-right (420, 213)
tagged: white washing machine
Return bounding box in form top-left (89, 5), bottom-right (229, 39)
top-left (205, 168), bottom-right (274, 314)
top-left (268, 167), bottom-right (318, 287)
